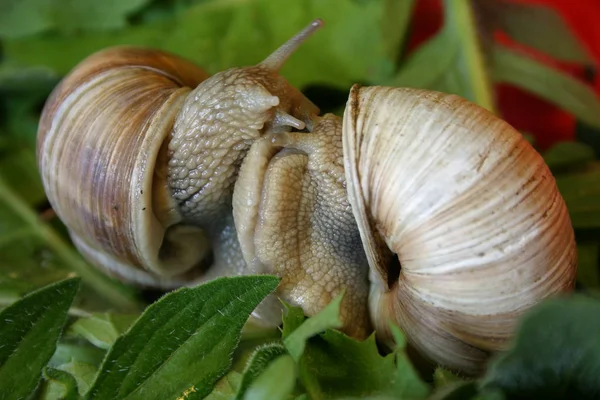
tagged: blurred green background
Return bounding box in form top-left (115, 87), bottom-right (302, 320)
top-left (0, 0), bottom-right (599, 313)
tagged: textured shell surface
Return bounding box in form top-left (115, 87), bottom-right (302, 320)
top-left (342, 85), bottom-right (577, 374)
top-left (37, 48), bottom-right (212, 287)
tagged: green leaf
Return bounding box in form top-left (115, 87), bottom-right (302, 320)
top-left (0, 278), bottom-right (81, 400)
top-left (0, 214), bottom-right (71, 303)
top-left (388, 324), bottom-right (431, 398)
top-left (283, 293), bottom-right (343, 362)
top-left (433, 367), bottom-right (464, 389)
top-left (299, 329), bottom-right (429, 399)
top-left (281, 301), bottom-right (306, 339)
top-left (389, 27), bottom-right (457, 89)
top-left (69, 313), bottom-right (138, 349)
top-left (0, 64), bottom-right (59, 93)
top-left (493, 2), bottom-right (591, 63)
top-left (555, 167), bottom-right (600, 229)
top-left (391, 0), bottom-right (495, 111)
top-left (0, 148), bottom-right (46, 206)
top-left (86, 275), bottom-right (279, 400)
top-left (235, 342), bottom-right (286, 399)
top-left (0, 176), bottom-right (141, 312)
top-left (230, 326), bottom-right (282, 373)
top-left (576, 121), bottom-right (600, 158)
top-left (436, 0), bottom-right (495, 110)
top-left (0, 0), bottom-right (152, 39)
top-left (492, 44), bottom-right (600, 129)
top-left (482, 295), bottom-right (600, 399)
top-left (242, 354), bottom-right (296, 400)
top-left (473, 390), bottom-right (506, 400)
top-left (49, 343), bottom-right (106, 369)
top-left (58, 361), bottom-right (98, 396)
top-left (380, 0), bottom-right (416, 63)
top-left (4, 0), bottom-right (409, 90)
top-left (577, 243), bottom-right (600, 289)
top-left (543, 141), bottom-right (596, 172)
top-left (0, 176), bottom-right (131, 315)
top-left (428, 381), bottom-right (479, 400)
top-left (205, 371), bottom-right (243, 400)
top-left (42, 367), bottom-right (80, 400)
top-left (0, 65), bottom-right (59, 158)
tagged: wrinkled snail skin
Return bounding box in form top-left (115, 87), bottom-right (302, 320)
top-left (343, 85), bottom-right (578, 374)
top-left (235, 84), bottom-right (577, 371)
top-left (37, 19), bottom-right (578, 375)
top-left (233, 114), bottom-right (372, 338)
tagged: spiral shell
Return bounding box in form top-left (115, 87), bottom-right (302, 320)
top-left (37, 47), bottom-right (212, 288)
top-left (342, 85), bottom-right (578, 374)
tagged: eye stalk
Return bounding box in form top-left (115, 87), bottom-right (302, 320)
top-left (167, 19), bottom-right (325, 225)
top-left (259, 18), bottom-right (325, 71)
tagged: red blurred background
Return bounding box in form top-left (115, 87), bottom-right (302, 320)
top-left (407, 0), bottom-right (600, 150)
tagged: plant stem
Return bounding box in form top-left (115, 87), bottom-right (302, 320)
top-left (0, 176), bottom-right (143, 312)
top-left (444, 0), bottom-right (496, 113)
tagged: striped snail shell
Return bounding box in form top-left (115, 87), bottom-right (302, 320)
top-left (36, 23), bottom-right (320, 291)
top-left (342, 85), bottom-right (577, 373)
top-left (37, 47), bottom-right (213, 287)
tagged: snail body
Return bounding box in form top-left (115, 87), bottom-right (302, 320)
top-left (37, 20), bottom-right (577, 374)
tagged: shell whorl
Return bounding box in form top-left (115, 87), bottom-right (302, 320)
top-left (37, 47), bottom-right (212, 288)
top-left (343, 85), bottom-right (577, 374)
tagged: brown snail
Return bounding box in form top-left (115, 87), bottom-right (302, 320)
top-left (37, 19), bottom-right (577, 374)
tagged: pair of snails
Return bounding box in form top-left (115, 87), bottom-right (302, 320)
top-left (37, 19), bottom-right (577, 375)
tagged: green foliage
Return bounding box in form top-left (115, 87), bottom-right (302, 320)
top-left (49, 343), bottom-right (106, 369)
top-left (2, 275), bottom-right (600, 399)
top-left (543, 141), bottom-right (597, 172)
top-left (555, 167), bottom-right (600, 229)
top-left (0, 0), bottom-right (152, 38)
top-left (205, 371), bottom-right (243, 400)
top-left (0, 176), bottom-right (142, 312)
top-left (1, 0), bottom-right (600, 398)
top-left (492, 44), bottom-right (600, 129)
top-left (433, 368), bottom-right (464, 389)
top-left (389, 325), bottom-right (431, 398)
top-left (299, 329), bottom-right (429, 399)
top-left (283, 293), bottom-right (343, 362)
top-left (42, 367), bottom-right (80, 400)
top-left (2, 0), bottom-right (410, 90)
top-left (0, 278), bottom-right (80, 400)
top-left (68, 313), bottom-right (139, 349)
top-left (577, 244), bottom-right (600, 290)
top-left (86, 276), bottom-right (279, 399)
top-left (490, 1), bottom-right (591, 63)
top-left (56, 361), bottom-right (98, 396)
top-left (236, 342), bottom-right (287, 399)
top-left (242, 354), bottom-right (297, 400)
top-left (482, 295), bottom-right (600, 399)
top-left (281, 300), bottom-right (307, 339)
top-left (390, 0), bottom-right (495, 111)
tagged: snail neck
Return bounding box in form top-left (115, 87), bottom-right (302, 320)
top-left (166, 66), bottom-right (318, 225)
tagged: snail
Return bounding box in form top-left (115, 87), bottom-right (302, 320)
top-left (37, 19), bottom-right (577, 374)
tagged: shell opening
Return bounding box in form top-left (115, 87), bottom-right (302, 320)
top-left (386, 255), bottom-right (401, 290)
